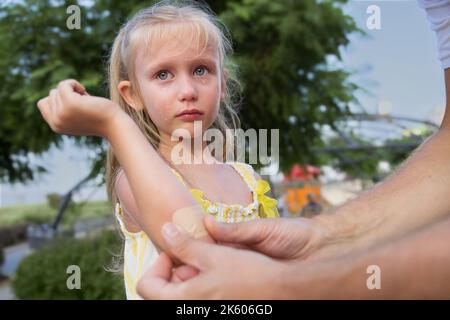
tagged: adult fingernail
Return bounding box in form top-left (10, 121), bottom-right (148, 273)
top-left (162, 223), bottom-right (179, 239)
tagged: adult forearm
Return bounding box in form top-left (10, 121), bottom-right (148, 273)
top-left (348, 215), bottom-right (450, 299)
top-left (315, 127), bottom-right (450, 252)
top-left (444, 68), bottom-right (450, 127)
top-left (282, 216), bottom-right (450, 299)
top-left (310, 69), bottom-right (450, 258)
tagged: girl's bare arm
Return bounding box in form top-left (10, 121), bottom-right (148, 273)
top-left (37, 80), bottom-right (213, 255)
top-left (107, 112), bottom-right (211, 250)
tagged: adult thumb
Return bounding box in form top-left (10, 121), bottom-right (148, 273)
top-left (204, 216), bottom-right (273, 245)
top-left (161, 223), bottom-right (213, 270)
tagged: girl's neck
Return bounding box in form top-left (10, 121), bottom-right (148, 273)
top-left (157, 134), bottom-right (220, 170)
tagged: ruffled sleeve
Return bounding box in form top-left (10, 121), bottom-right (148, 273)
top-left (254, 179), bottom-right (280, 218)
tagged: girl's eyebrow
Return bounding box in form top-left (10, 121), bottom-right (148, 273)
top-left (145, 57), bottom-right (217, 74)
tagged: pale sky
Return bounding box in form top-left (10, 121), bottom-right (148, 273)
top-left (0, 0), bottom-right (447, 207)
top-left (343, 0), bottom-right (446, 121)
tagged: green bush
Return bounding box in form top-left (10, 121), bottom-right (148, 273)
top-left (46, 193), bottom-right (62, 210)
top-left (12, 230), bottom-right (126, 300)
top-left (46, 193), bottom-right (77, 215)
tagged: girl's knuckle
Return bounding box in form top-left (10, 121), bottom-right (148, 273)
top-left (52, 118), bottom-right (62, 130)
top-left (50, 123), bottom-right (60, 133)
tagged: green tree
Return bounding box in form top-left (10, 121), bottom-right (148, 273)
top-left (0, 0), bottom-right (359, 183)
top-left (221, 0), bottom-right (359, 172)
top-left (318, 126), bottom-right (434, 182)
top-left (319, 132), bottom-right (382, 181)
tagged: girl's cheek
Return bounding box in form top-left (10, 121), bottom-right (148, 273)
top-left (153, 107), bottom-right (174, 127)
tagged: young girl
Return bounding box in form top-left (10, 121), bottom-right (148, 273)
top-left (37, 0), bottom-right (279, 299)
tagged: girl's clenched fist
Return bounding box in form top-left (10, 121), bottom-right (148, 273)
top-left (37, 79), bottom-right (123, 138)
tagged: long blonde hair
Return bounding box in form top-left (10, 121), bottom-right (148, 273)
top-left (105, 0), bottom-right (242, 205)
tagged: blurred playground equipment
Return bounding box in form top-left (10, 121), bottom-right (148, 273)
top-left (282, 164), bottom-right (329, 217)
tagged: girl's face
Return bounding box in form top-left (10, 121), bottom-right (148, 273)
top-left (131, 36), bottom-right (223, 143)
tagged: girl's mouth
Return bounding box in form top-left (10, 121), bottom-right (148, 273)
top-left (176, 108), bottom-right (204, 121)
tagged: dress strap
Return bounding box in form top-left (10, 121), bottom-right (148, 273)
top-left (169, 168), bottom-right (189, 187)
top-left (228, 162), bottom-right (258, 190)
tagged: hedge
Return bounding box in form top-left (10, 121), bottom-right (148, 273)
top-left (12, 230), bottom-right (126, 300)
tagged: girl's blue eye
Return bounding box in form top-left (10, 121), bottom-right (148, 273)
top-left (156, 71), bottom-right (170, 80)
top-left (155, 67), bottom-right (208, 80)
top-left (194, 66), bottom-right (208, 76)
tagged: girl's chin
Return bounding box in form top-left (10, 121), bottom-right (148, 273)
top-left (169, 127), bottom-right (205, 141)
top-left (164, 116), bottom-right (215, 141)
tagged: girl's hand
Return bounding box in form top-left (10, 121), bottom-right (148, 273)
top-left (37, 79), bottom-right (123, 138)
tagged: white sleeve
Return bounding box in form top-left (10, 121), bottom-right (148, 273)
top-left (417, 0), bottom-right (450, 69)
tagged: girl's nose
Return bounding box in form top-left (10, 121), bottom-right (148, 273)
top-left (177, 75), bottom-right (198, 102)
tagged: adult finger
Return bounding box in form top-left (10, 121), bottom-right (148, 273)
top-left (216, 241), bottom-right (250, 250)
top-left (204, 215), bottom-right (277, 246)
top-left (137, 252), bottom-right (197, 300)
top-left (172, 265), bottom-right (199, 282)
top-left (136, 252), bottom-right (173, 299)
top-left (161, 223), bottom-right (218, 270)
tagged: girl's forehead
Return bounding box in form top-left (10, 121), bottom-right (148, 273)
top-left (133, 21), bottom-right (220, 67)
top-left (135, 37), bottom-right (220, 69)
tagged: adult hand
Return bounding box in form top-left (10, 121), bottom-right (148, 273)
top-left (157, 215), bottom-right (333, 285)
top-left (136, 223), bottom-right (284, 299)
top-left (203, 215), bottom-right (332, 260)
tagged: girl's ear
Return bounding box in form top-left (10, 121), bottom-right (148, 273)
top-left (118, 80), bottom-right (143, 111)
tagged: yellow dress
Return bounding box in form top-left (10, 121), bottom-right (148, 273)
top-left (114, 161), bottom-right (279, 300)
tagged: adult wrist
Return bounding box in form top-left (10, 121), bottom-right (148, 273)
top-left (309, 201), bottom-right (387, 260)
top-left (278, 258), bottom-right (353, 299)
top-left (310, 209), bottom-right (358, 249)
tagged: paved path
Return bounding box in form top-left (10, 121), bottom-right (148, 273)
top-left (0, 280), bottom-right (15, 300)
top-left (0, 242), bottom-right (32, 300)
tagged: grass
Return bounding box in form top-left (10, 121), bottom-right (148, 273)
top-left (0, 200), bottom-right (113, 228)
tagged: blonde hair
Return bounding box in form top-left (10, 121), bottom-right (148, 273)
top-left (105, 0), bottom-right (242, 205)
